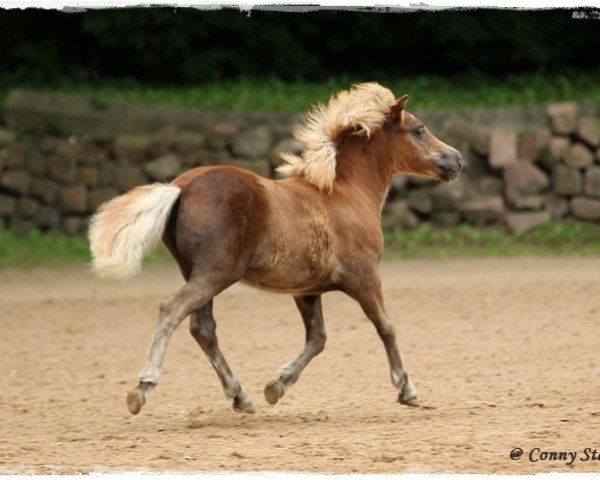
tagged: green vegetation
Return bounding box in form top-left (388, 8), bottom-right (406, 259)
top-left (0, 229), bottom-right (170, 268)
top-left (4, 71), bottom-right (600, 113)
top-left (2, 221), bottom-right (600, 269)
top-left (384, 221), bottom-right (600, 259)
top-left (1, 10), bottom-right (597, 86)
top-left (0, 229), bottom-right (91, 268)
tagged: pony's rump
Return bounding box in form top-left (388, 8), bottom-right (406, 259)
top-left (88, 183), bottom-right (181, 279)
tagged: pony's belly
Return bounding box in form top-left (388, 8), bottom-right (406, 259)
top-left (240, 278), bottom-right (324, 295)
top-left (241, 263), bottom-right (330, 295)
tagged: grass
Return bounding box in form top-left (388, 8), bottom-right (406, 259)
top-left (2, 71), bottom-right (600, 113)
top-left (2, 221), bottom-right (600, 269)
top-left (0, 229), bottom-right (171, 269)
top-left (383, 221), bottom-right (600, 259)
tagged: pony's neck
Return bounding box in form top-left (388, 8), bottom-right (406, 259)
top-left (333, 132), bottom-right (395, 214)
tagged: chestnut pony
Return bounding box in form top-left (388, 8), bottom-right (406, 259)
top-left (89, 83), bottom-right (463, 415)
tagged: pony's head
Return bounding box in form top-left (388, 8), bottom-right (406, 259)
top-left (277, 82), bottom-right (463, 191)
top-left (382, 95), bottom-right (464, 182)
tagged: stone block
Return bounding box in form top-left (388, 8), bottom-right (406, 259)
top-left (571, 196), bottom-right (600, 221)
top-left (517, 131), bottom-right (537, 162)
top-left (33, 205), bottom-right (60, 229)
top-left (212, 121), bottom-right (241, 137)
top-left (87, 188), bottom-right (118, 212)
top-left (231, 125), bottom-right (273, 159)
top-left (538, 136), bottom-right (570, 170)
top-left (504, 162), bottom-right (549, 207)
top-left (430, 181), bottom-right (465, 210)
top-left (196, 151), bottom-right (231, 167)
top-left (172, 131), bottom-right (205, 155)
top-left (48, 156), bottom-right (76, 184)
top-left (584, 167), bottom-right (600, 199)
top-left (30, 178), bottom-right (59, 204)
top-left (11, 218), bottom-right (35, 236)
top-left (78, 166), bottom-right (100, 187)
top-left (0, 128), bottom-right (15, 147)
top-left (79, 144), bottom-right (109, 166)
top-left (60, 185), bottom-right (87, 213)
top-left (17, 197), bottom-right (40, 219)
top-left (98, 162), bottom-right (116, 187)
top-left (390, 174), bottom-right (409, 196)
top-left (552, 164), bottom-right (582, 197)
top-left (577, 115), bottom-right (600, 147)
top-left (564, 143), bottom-right (594, 169)
top-left (510, 195), bottom-right (545, 211)
top-left (61, 216), bottom-right (85, 235)
top-left (545, 195), bottom-right (570, 220)
top-left (381, 200), bottom-right (420, 230)
top-left (407, 189), bottom-right (433, 214)
top-left (226, 159), bottom-right (271, 178)
top-left (478, 176), bottom-right (504, 196)
top-left (204, 135), bottom-right (229, 153)
top-left (1, 144), bottom-right (24, 169)
top-left (430, 210), bottom-right (462, 226)
top-left (0, 194), bottom-right (17, 215)
top-left (53, 139), bottom-right (80, 159)
top-left (144, 154), bottom-right (181, 181)
top-left (459, 196), bottom-right (505, 225)
top-left (517, 128), bottom-right (549, 162)
top-left (408, 176), bottom-right (435, 187)
top-left (39, 136), bottom-right (61, 155)
top-left (505, 211), bottom-right (550, 235)
top-left (547, 102), bottom-right (579, 135)
top-left (1, 170), bottom-right (31, 195)
top-left (114, 134), bottom-right (154, 164)
top-left (114, 166), bottom-right (147, 191)
top-left (23, 148), bottom-right (47, 176)
top-left (489, 128), bottom-right (517, 169)
top-left (445, 120), bottom-right (490, 156)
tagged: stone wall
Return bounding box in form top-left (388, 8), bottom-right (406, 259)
top-left (0, 90), bottom-right (599, 235)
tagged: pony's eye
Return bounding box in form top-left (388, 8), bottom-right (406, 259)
top-left (414, 125), bottom-right (426, 137)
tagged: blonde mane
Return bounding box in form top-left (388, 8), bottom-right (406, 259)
top-left (276, 82), bottom-right (396, 191)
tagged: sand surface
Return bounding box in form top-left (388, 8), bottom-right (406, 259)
top-left (1, 257), bottom-right (600, 474)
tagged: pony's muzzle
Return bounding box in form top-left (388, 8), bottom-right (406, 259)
top-left (434, 147), bottom-right (464, 182)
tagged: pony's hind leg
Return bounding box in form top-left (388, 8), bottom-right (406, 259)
top-left (189, 301), bottom-right (254, 414)
top-left (264, 295), bottom-right (326, 405)
top-left (126, 279), bottom-right (218, 415)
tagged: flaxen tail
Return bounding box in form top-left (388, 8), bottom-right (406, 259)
top-left (88, 183), bottom-right (181, 280)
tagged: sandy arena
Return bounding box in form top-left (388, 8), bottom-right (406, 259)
top-left (1, 256), bottom-right (599, 474)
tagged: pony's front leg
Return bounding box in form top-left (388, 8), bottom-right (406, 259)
top-left (264, 295), bottom-right (326, 405)
top-left (347, 277), bottom-right (420, 407)
top-left (189, 301), bottom-right (255, 414)
top-left (126, 280), bottom-right (215, 415)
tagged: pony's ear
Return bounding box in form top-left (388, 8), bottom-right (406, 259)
top-left (389, 95), bottom-right (409, 123)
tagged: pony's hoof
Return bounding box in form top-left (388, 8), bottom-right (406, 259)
top-left (232, 396), bottom-right (255, 414)
top-left (398, 381), bottom-right (420, 407)
top-left (399, 394), bottom-right (421, 407)
top-left (264, 380), bottom-right (284, 405)
top-left (126, 389), bottom-right (145, 415)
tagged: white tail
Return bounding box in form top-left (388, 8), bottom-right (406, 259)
top-left (88, 183), bottom-right (181, 279)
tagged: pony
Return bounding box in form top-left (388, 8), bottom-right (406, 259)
top-left (89, 82), bottom-right (464, 415)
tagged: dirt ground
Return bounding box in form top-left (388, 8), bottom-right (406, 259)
top-left (1, 256), bottom-right (600, 474)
